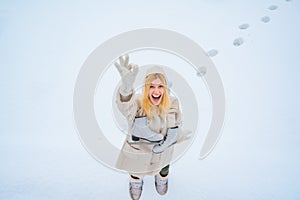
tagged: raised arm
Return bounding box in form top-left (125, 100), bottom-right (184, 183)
top-left (114, 55), bottom-right (139, 102)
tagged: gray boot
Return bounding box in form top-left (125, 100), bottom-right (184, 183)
top-left (155, 174), bottom-right (168, 195)
top-left (152, 128), bottom-right (178, 154)
top-left (132, 117), bottom-right (164, 142)
top-left (129, 178), bottom-right (143, 200)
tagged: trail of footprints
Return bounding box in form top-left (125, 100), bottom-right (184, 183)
top-left (198, 0), bottom-right (292, 76)
top-left (233, 3), bottom-right (282, 47)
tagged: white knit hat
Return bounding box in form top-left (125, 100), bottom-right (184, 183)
top-left (145, 65), bottom-right (166, 77)
top-left (146, 65), bottom-right (166, 77)
top-left (144, 65), bottom-right (169, 89)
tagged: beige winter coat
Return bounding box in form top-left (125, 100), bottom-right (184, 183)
top-left (115, 91), bottom-right (183, 178)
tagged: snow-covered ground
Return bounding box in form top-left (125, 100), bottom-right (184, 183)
top-left (1, 0), bottom-right (300, 199)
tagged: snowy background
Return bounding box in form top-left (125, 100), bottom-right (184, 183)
top-left (1, 0), bottom-right (300, 199)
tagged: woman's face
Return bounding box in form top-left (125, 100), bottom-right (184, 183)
top-left (148, 78), bottom-right (164, 106)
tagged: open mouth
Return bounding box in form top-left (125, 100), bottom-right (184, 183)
top-left (151, 95), bottom-right (162, 104)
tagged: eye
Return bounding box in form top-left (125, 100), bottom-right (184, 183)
top-left (150, 85), bottom-right (154, 88)
top-left (159, 85), bottom-right (164, 88)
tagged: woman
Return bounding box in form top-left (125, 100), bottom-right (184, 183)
top-left (115, 55), bottom-right (182, 200)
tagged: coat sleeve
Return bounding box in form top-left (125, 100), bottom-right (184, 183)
top-left (167, 97), bottom-right (182, 128)
top-left (115, 88), bottom-right (140, 124)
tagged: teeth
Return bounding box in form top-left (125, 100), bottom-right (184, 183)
top-left (152, 95), bottom-right (160, 98)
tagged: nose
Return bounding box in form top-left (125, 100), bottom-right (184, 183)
top-left (154, 87), bottom-right (160, 94)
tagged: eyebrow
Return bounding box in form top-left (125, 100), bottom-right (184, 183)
top-left (150, 84), bottom-right (164, 86)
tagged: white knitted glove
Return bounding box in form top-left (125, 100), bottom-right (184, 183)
top-left (114, 55), bottom-right (139, 96)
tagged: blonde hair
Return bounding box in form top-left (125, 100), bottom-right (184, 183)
top-left (142, 73), bottom-right (170, 119)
